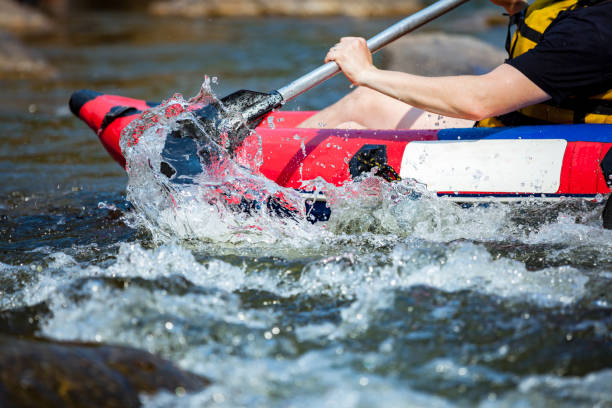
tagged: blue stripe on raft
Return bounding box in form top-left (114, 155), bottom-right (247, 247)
top-left (437, 124), bottom-right (612, 142)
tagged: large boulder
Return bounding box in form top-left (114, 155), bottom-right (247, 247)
top-left (0, 30), bottom-right (55, 78)
top-left (381, 32), bottom-right (507, 76)
top-left (0, 335), bottom-right (209, 408)
top-left (150, 0), bottom-right (424, 17)
top-left (444, 9), bottom-right (509, 32)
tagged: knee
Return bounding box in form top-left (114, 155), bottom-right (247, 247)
top-left (341, 87), bottom-right (382, 113)
top-left (336, 121), bottom-right (367, 129)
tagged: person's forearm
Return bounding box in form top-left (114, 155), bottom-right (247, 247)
top-left (325, 37), bottom-right (550, 122)
top-left (358, 68), bottom-right (499, 121)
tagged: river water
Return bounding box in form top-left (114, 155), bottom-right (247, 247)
top-left (1, 7), bottom-right (612, 408)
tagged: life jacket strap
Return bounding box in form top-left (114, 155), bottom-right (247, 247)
top-left (516, 18), bottom-right (543, 44)
top-left (504, 10), bottom-right (525, 55)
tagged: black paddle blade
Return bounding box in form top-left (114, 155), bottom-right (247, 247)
top-left (159, 89), bottom-right (283, 186)
top-left (220, 89), bottom-right (284, 126)
top-left (193, 89), bottom-right (283, 154)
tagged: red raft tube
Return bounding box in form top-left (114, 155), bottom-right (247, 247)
top-left (70, 90), bottom-right (612, 223)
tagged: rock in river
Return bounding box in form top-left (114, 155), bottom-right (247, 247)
top-left (0, 335), bottom-right (209, 408)
top-left (149, 0), bottom-right (424, 17)
top-left (382, 32), bottom-right (507, 76)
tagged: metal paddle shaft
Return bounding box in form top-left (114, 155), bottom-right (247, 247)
top-left (276, 0), bottom-right (471, 102)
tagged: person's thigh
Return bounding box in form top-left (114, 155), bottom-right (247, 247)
top-left (401, 111), bottom-right (475, 129)
top-left (300, 86), bottom-right (473, 129)
top-left (354, 88), bottom-right (474, 129)
top-left (298, 87), bottom-right (411, 129)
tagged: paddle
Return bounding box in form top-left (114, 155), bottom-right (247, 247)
top-left (191, 0), bottom-right (471, 154)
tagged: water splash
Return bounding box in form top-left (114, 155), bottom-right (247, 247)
top-left (118, 78), bottom-right (313, 245)
top-left (482, 369), bottom-right (612, 407)
top-left (306, 173), bottom-right (513, 242)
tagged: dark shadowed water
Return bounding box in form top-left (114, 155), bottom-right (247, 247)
top-left (1, 6), bottom-right (611, 407)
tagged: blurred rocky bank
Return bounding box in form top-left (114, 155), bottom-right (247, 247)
top-left (0, 0), bottom-right (508, 79)
top-left (0, 0), bottom-right (56, 78)
top-left (148, 0), bottom-right (424, 17)
top-left (0, 0), bottom-right (151, 78)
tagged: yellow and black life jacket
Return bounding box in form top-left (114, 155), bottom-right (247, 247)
top-left (477, 0), bottom-right (612, 127)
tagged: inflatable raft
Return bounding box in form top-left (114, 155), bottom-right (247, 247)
top-left (70, 90), bottom-right (612, 210)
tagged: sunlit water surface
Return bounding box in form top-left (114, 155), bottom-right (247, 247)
top-left (1, 8), bottom-right (611, 408)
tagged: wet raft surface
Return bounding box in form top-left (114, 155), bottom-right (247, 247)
top-left (1, 8), bottom-right (612, 408)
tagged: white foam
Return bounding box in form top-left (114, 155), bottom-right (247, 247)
top-left (282, 241), bottom-right (586, 310)
top-left (525, 211), bottom-right (612, 246)
top-left (319, 175), bottom-right (512, 242)
top-left (42, 282), bottom-right (274, 354)
top-left (0, 254), bottom-right (81, 310)
top-left (143, 349), bottom-right (457, 408)
top-left (391, 242), bottom-right (587, 305)
top-left (20, 233), bottom-right (589, 362)
top-left (480, 369), bottom-right (612, 407)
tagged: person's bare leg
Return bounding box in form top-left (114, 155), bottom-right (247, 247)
top-left (404, 111), bottom-right (475, 129)
top-left (332, 121), bottom-right (368, 129)
top-left (298, 87), bottom-right (409, 129)
top-left (298, 86), bottom-right (473, 129)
